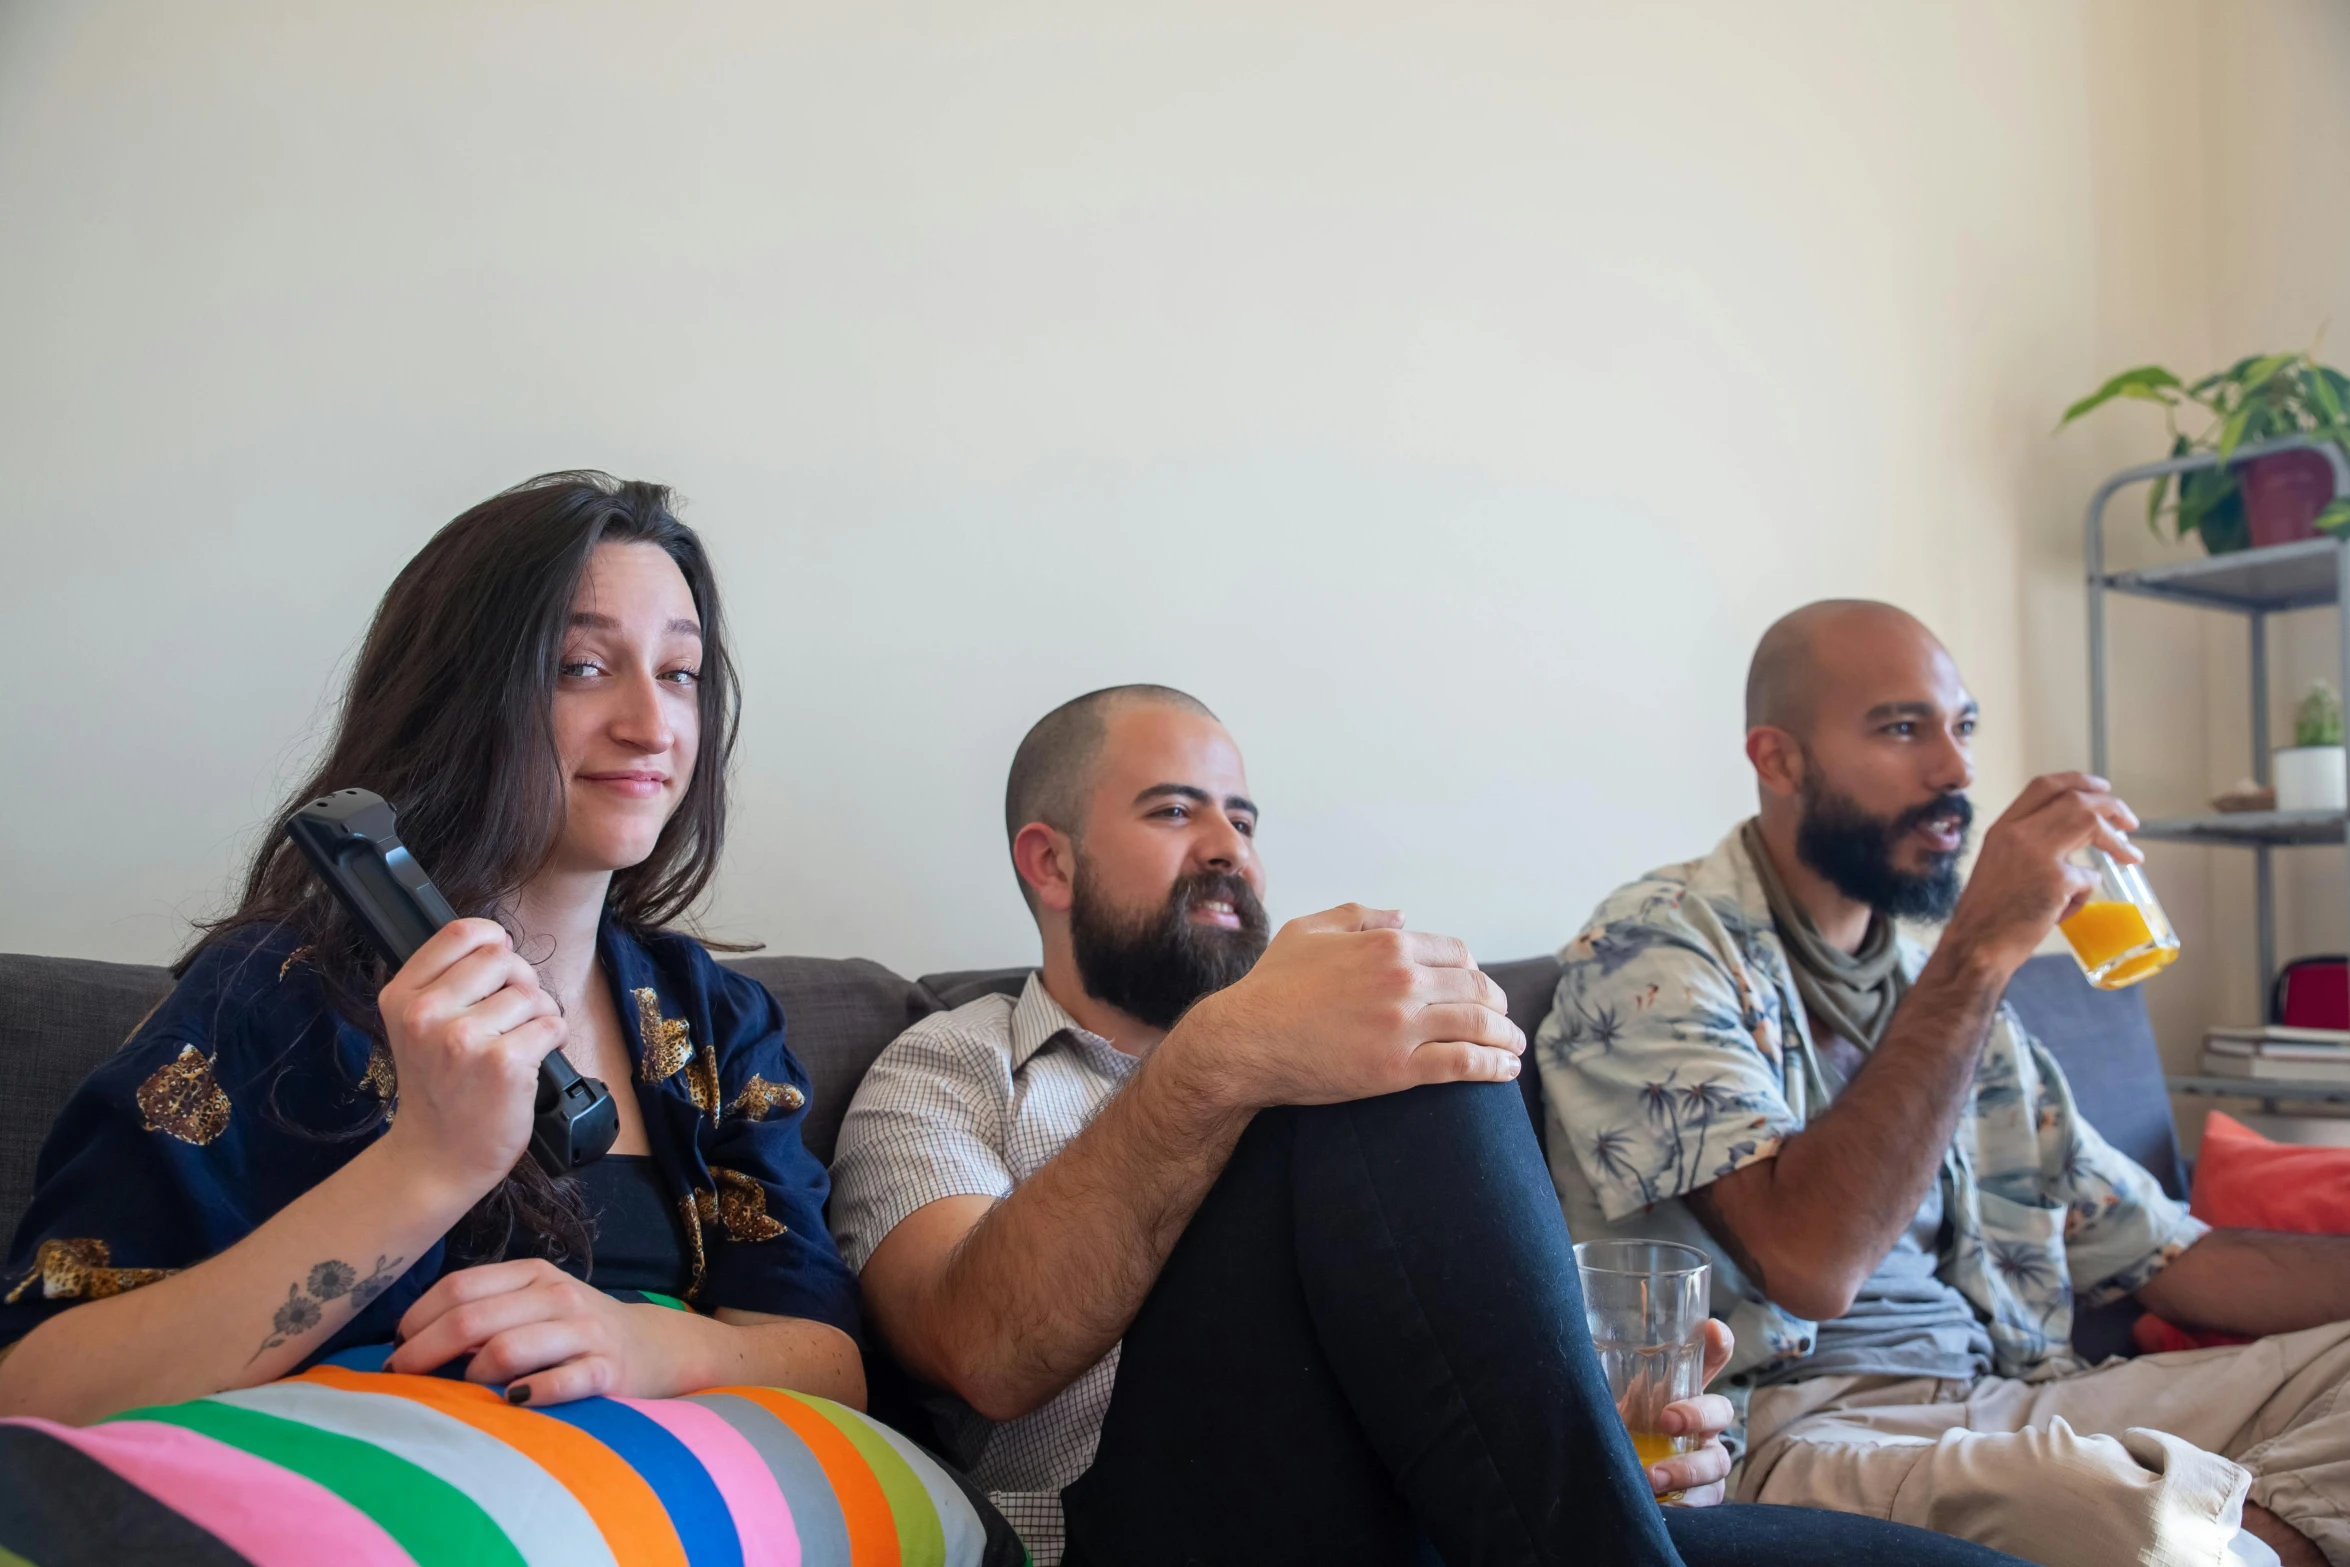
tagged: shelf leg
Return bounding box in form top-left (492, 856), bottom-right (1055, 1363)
top-left (2253, 611), bottom-right (2271, 784)
top-left (2259, 843), bottom-right (2276, 1016)
top-left (2339, 542), bottom-right (2350, 1005)
top-left (2254, 610), bottom-right (2275, 1015)
top-left (2087, 500), bottom-right (2107, 779)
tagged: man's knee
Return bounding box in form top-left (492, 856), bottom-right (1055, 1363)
top-left (1304, 1077), bottom-right (1541, 1164)
top-left (1753, 1418), bottom-right (2254, 1567)
top-left (1740, 1417), bottom-right (1937, 1513)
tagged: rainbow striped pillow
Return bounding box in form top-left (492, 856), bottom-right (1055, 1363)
top-left (0, 1349), bottom-right (1027, 1567)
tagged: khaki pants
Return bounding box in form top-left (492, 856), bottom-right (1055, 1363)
top-left (1740, 1321), bottom-right (2350, 1567)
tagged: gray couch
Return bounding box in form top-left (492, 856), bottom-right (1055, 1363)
top-left (0, 947), bottom-right (2183, 1359)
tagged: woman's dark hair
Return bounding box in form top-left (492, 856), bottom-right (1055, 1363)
top-left (190, 470), bottom-right (739, 1263)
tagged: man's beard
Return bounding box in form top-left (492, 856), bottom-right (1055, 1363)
top-left (1795, 777), bottom-right (1974, 922)
top-left (1069, 862), bottom-right (1270, 1032)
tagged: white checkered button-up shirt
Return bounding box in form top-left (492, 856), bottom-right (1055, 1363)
top-left (830, 973), bottom-right (1141, 1566)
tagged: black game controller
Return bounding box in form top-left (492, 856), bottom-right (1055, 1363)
top-left (286, 788), bottom-right (619, 1176)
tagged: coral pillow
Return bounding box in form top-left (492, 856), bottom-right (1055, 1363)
top-left (2132, 1111), bottom-right (2350, 1354)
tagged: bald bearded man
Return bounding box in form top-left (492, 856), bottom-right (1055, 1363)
top-left (1540, 602), bottom-right (2350, 1567)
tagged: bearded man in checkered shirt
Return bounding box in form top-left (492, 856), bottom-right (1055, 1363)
top-left (827, 685), bottom-right (2026, 1567)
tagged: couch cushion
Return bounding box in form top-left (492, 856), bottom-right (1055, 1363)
top-left (0, 954), bottom-right (174, 1245)
top-left (916, 967), bottom-right (1030, 1012)
top-left (1486, 955), bottom-right (1563, 1153)
top-left (2000, 952), bottom-right (2185, 1200)
top-left (724, 956), bottom-right (938, 1165)
top-left (1486, 955), bottom-right (1565, 1036)
top-left (2188, 1107), bottom-right (2350, 1232)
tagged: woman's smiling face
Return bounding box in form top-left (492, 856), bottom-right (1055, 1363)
top-left (547, 540), bottom-right (704, 876)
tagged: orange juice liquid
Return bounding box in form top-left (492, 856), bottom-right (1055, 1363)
top-left (1631, 1431), bottom-right (1684, 1467)
top-left (2059, 900), bottom-right (2177, 990)
top-left (2095, 945), bottom-right (2178, 988)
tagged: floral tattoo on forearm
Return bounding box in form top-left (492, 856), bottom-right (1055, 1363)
top-left (250, 1254), bottom-right (403, 1361)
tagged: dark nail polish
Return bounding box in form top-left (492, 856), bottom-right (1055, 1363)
top-left (391, 1328), bottom-right (405, 1347)
top-left (505, 1383), bottom-right (531, 1405)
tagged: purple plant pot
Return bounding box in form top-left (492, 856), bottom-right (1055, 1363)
top-left (2242, 448), bottom-right (2339, 548)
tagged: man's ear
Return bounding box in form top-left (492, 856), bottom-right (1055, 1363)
top-left (1011, 822), bottom-right (1079, 914)
top-left (1745, 725), bottom-right (1806, 801)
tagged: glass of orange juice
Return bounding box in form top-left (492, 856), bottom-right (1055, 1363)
top-left (2057, 847), bottom-right (2179, 990)
top-left (1575, 1239), bottom-right (1710, 1503)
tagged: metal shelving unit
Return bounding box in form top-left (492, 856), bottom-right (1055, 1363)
top-left (2088, 435), bottom-right (2350, 988)
top-left (2133, 809), bottom-right (2348, 849)
top-left (2099, 536), bottom-right (2344, 615)
top-left (2086, 437), bottom-right (2350, 1109)
top-left (2168, 1074), bottom-right (2350, 1115)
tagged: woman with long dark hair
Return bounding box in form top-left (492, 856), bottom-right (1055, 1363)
top-left (0, 472), bottom-right (863, 1422)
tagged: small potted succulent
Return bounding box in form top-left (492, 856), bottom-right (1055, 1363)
top-left (2275, 679), bottom-right (2347, 814)
top-left (2060, 349), bottom-right (2350, 554)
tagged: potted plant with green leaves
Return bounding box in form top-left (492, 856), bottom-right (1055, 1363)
top-left (2059, 348), bottom-right (2350, 554)
top-left (2276, 679), bottom-right (2347, 814)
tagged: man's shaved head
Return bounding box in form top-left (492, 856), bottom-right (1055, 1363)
top-left (1004, 683), bottom-right (1262, 1022)
top-left (1745, 599), bottom-right (1944, 735)
top-left (1743, 598), bottom-right (1978, 921)
top-left (1005, 684), bottom-right (1218, 852)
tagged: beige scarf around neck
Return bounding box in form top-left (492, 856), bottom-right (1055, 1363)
top-left (1740, 818), bottom-right (1908, 1052)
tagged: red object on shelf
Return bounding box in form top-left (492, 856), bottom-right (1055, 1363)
top-left (2273, 956), bottom-right (2350, 1030)
top-left (2241, 448), bottom-right (2339, 548)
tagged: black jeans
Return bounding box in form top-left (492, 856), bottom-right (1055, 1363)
top-left (1060, 1081), bottom-right (2024, 1567)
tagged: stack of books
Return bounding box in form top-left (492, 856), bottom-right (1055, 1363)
top-left (2203, 1024), bottom-right (2350, 1082)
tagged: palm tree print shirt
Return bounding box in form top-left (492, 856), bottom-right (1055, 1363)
top-left (1536, 825), bottom-right (2206, 1383)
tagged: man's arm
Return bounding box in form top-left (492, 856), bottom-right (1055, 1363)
top-left (861, 905), bottom-right (1523, 1423)
top-left (1684, 946), bottom-right (2008, 1322)
top-left (2135, 1229), bottom-right (2350, 1338)
top-left (1685, 773), bottom-right (2138, 1323)
top-left (861, 1052), bottom-right (1250, 1420)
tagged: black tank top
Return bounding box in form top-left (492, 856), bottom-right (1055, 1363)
top-left (568, 1154), bottom-right (692, 1297)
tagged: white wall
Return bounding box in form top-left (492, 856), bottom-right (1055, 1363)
top-left (0, 1), bottom-right (2327, 986)
top-left (2200, 0), bottom-right (2350, 1045)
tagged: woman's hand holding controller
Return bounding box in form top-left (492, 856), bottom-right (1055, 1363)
top-left (375, 918), bottom-right (564, 1195)
top-left (0, 918), bottom-right (565, 1424)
